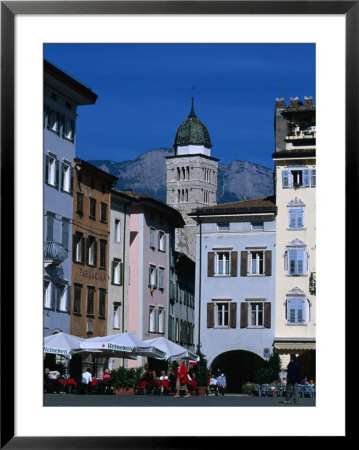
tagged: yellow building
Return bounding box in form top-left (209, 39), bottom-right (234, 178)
top-left (273, 97), bottom-right (316, 381)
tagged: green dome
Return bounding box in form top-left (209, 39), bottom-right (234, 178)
top-left (174, 100), bottom-right (212, 149)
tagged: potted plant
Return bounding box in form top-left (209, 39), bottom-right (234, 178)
top-left (111, 366), bottom-right (138, 395)
top-left (194, 345), bottom-right (210, 395)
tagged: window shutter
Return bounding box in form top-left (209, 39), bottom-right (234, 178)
top-left (158, 232), bottom-right (161, 249)
top-left (45, 155), bottom-right (49, 183)
top-left (283, 250), bottom-right (288, 271)
top-left (148, 266), bottom-right (151, 287)
top-left (289, 209), bottom-right (296, 228)
top-left (289, 249), bottom-right (297, 275)
top-left (240, 302), bottom-right (248, 328)
top-left (72, 234), bottom-right (76, 262)
top-left (282, 170), bottom-right (289, 188)
top-left (230, 302), bottom-right (237, 328)
top-left (81, 236), bottom-right (85, 264)
top-left (55, 159), bottom-right (60, 189)
top-left (70, 166), bottom-right (74, 193)
top-left (297, 209), bottom-right (304, 228)
top-left (265, 251), bottom-right (272, 276)
top-left (240, 251), bottom-right (248, 276)
top-left (207, 303), bottom-right (214, 328)
top-left (93, 239), bottom-right (97, 267)
top-left (120, 262), bottom-right (123, 286)
top-left (303, 169), bottom-right (311, 187)
top-left (230, 251), bottom-right (238, 277)
top-left (264, 302), bottom-right (271, 328)
top-left (155, 309), bottom-right (160, 333)
top-left (72, 119), bottom-right (76, 139)
top-left (111, 260), bottom-right (115, 284)
top-left (163, 235), bottom-right (166, 252)
top-left (311, 169), bottom-right (316, 187)
top-left (207, 252), bottom-right (214, 277)
top-left (297, 250), bottom-right (305, 275)
top-left (155, 268), bottom-right (158, 288)
top-left (67, 285), bottom-right (71, 313)
top-left (86, 237), bottom-right (90, 265)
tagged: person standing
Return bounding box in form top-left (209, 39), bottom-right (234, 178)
top-left (283, 354), bottom-right (301, 404)
top-left (175, 359), bottom-right (190, 398)
top-left (80, 368), bottom-right (92, 394)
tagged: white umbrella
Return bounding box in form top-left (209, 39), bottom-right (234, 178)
top-left (145, 337), bottom-right (199, 362)
top-left (43, 332), bottom-right (85, 359)
top-left (80, 333), bottom-right (166, 360)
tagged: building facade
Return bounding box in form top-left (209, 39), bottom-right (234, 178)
top-left (166, 99), bottom-right (219, 261)
top-left (190, 197), bottom-right (277, 392)
top-left (70, 159), bottom-right (118, 340)
top-left (126, 193), bottom-right (185, 367)
top-left (43, 60), bottom-right (97, 338)
top-left (273, 97), bottom-right (316, 380)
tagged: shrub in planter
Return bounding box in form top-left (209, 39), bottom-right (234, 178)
top-left (194, 345), bottom-right (210, 388)
top-left (241, 383), bottom-right (256, 396)
top-left (111, 366), bottom-right (139, 394)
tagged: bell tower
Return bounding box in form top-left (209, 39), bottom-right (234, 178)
top-left (166, 99), bottom-right (219, 261)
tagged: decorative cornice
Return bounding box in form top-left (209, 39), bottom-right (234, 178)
top-left (287, 197), bottom-right (305, 207)
top-left (287, 238), bottom-right (306, 248)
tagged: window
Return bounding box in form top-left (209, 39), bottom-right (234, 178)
top-left (89, 198), bottom-right (96, 219)
top-left (240, 249), bottom-right (272, 277)
top-left (63, 118), bottom-right (75, 141)
top-left (250, 251), bottom-right (264, 275)
top-left (46, 213), bottom-right (55, 242)
top-left (158, 308), bottom-right (165, 334)
top-left (44, 280), bottom-right (52, 309)
top-left (100, 203), bottom-right (107, 222)
top-left (61, 161), bottom-right (72, 193)
top-left (87, 321), bottom-right (94, 334)
top-left (45, 154), bottom-right (58, 187)
top-left (47, 109), bottom-right (60, 134)
top-left (73, 284), bottom-right (82, 314)
top-left (168, 314), bottom-right (175, 340)
top-left (58, 285), bottom-right (68, 312)
top-left (87, 287), bottom-right (95, 316)
top-left (207, 301), bottom-right (237, 328)
top-left (148, 265), bottom-right (158, 290)
top-left (112, 258), bottom-right (123, 285)
top-left (99, 240), bottom-right (107, 268)
top-left (251, 222), bottom-right (264, 230)
top-left (286, 297), bottom-right (310, 325)
top-left (76, 193), bottom-right (84, 214)
top-left (158, 267), bottom-right (165, 290)
top-left (61, 219), bottom-right (69, 251)
top-left (150, 228), bottom-right (156, 248)
top-left (73, 232), bottom-right (85, 263)
top-left (208, 251), bottom-right (238, 277)
top-left (149, 306), bottom-right (156, 332)
top-left (87, 236), bottom-right (97, 267)
top-left (113, 302), bottom-right (121, 329)
top-left (217, 223), bottom-right (229, 231)
top-left (99, 289), bottom-right (106, 318)
top-left (240, 301), bottom-right (271, 328)
top-left (158, 231), bottom-right (166, 252)
top-left (284, 240), bottom-right (309, 275)
top-left (114, 219), bottom-right (121, 243)
top-left (282, 168), bottom-right (316, 189)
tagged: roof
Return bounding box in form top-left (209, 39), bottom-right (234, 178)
top-left (74, 159), bottom-right (118, 183)
top-left (44, 60), bottom-right (98, 105)
top-left (112, 189), bottom-right (185, 227)
top-left (173, 99), bottom-right (212, 149)
top-left (189, 195), bottom-right (277, 217)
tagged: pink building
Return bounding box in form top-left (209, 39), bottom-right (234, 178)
top-left (124, 193), bottom-right (184, 366)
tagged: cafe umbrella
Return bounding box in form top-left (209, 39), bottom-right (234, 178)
top-left (145, 336), bottom-right (199, 362)
top-left (79, 332), bottom-right (167, 360)
top-left (43, 332), bottom-right (86, 359)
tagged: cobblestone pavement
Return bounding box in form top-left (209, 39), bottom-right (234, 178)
top-left (44, 393), bottom-right (315, 407)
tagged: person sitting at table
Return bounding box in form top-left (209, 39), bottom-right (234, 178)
top-left (138, 367), bottom-right (153, 394)
top-left (98, 368), bottom-right (112, 394)
top-left (159, 370), bottom-right (170, 394)
top-left (149, 370), bottom-right (161, 395)
top-left (187, 371), bottom-right (197, 394)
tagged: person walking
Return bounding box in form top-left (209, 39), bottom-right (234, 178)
top-left (175, 359), bottom-right (191, 398)
top-left (283, 354), bottom-right (301, 404)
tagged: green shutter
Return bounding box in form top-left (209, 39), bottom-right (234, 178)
top-left (207, 252), bottom-right (214, 277)
top-left (207, 303), bottom-right (214, 328)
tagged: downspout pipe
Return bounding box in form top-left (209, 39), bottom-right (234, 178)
top-left (197, 217), bottom-right (202, 350)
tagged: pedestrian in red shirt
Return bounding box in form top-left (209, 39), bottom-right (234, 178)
top-left (175, 359), bottom-right (190, 398)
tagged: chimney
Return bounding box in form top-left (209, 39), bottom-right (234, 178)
top-left (304, 96), bottom-right (313, 105)
top-left (289, 97), bottom-right (299, 107)
top-left (275, 97), bottom-right (285, 107)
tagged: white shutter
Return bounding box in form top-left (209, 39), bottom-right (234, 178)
top-left (303, 169), bottom-right (311, 187)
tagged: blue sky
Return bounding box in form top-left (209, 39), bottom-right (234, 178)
top-left (44, 44), bottom-right (315, 169)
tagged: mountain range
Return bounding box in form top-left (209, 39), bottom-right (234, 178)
top-left (89, 148), bottom-right (274, 204)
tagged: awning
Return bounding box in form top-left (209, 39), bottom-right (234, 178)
top-left (274, 342), bottom-right (316, 351)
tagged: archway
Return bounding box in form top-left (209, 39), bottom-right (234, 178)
top-left (211, 350), bottom-right (266, 393)
top-left (297, 350), bottom-right (316, 381)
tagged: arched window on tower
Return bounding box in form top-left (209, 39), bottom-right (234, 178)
top-left (177, 168), bottom-right (180, 181)
top-left (182, 167), bottom-right (186, 180)
top-left (186, 166), bottom-right (190, 180)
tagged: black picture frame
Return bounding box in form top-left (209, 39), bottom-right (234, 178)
top-left (1, 1), bottom-right (352, 447)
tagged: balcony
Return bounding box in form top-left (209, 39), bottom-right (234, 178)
top-left (44, 241), bottom-right (68, 266)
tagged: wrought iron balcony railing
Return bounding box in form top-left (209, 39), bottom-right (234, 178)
top-left (44, 240), bottom-right (68, 265)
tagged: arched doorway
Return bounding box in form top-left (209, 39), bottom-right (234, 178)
top-left (211, 350), bottom-right (266, 393)
top-left (297, 350), bottom-right (316, 381)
